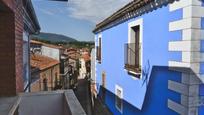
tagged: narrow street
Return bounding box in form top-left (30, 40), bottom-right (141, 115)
top-left (74, 79), bottom-right (92, 115)
top-left (92, 97), bottom-right (112, 115)
top-left (74, 78), bottom-right (112, 115)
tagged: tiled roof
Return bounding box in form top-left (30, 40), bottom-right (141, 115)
top-left (93, 0), bottom-right (154, 33)
top-left (31, 40), bottom-right (64, 49)
top-left (30, 40), bottom-right (43, 45)
top-left (31, 54), bottom-right (59, 70)
top-left (64, 49), bottom-right (80, 60)
top-left (66, 48), bottom-right (77, 52)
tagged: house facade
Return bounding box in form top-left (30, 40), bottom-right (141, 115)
top-left (0, 0), bottom-right (40, 96)
top-left (79, 53), bottom-right (91, 79)
top-left (31, 54), bottom-right (60, 92)
top-left (60, 54), bottom-right (69, 89)
top-left (90, 48), bottom-right (97, 106)
top-left (93, 0), bottom-right (204, 115)
top-left (22, 0), bottom-right (40, 92)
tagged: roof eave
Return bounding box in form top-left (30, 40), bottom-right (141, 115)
top-left (93, 0), bottom-right (175, 34)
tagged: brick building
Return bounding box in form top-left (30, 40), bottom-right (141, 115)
top-left (0, 0), bottom-right (40, 96)
top-left (31, 54), bottom-right (60, 92)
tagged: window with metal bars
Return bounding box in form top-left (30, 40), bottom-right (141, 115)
top-left (125, 25), bottom-right (141, 75)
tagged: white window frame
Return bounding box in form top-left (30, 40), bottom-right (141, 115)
top-left (115, 85), bottom-right (123, 113)
top-left (127, 18), bottom-right (143, 78)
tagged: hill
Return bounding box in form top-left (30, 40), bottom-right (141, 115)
top-left (31, 32), bottom-right (78, 43)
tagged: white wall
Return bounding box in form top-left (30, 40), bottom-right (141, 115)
top-left (91, 48), bottom-right (96, 82)
top-left (41, 46), bottom-right (60, 61)
top-left (79, 58), bottom-right (86, 79)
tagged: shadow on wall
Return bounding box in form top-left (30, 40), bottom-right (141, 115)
top-left (97, 66), bottom-right (203, 115)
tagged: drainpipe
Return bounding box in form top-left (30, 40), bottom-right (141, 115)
top-left (28, 34), bottom-right (31, 92)
top-left (28, 31), bottom-right (40, 92)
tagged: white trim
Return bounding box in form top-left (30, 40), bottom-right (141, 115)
top-left (183, 6), bottom-right (204, 19)
top-left (168, 99), bottom-right (187, 115)
top-left (169, 41), bottom-right (200, 52)
top-left (128, 70), bottom-right (141, 76)
top-left (168, 80), bottom-right (188, 95)
top-left (181, 73), bottom-right (201, 85)
top-left (169, 18), bottom-right (201, 31)
top-left (168, 61), bottom-right (200, 73)
top-left (169, 41), bottom-right (191, 51)
top-left (169, 0), bottom-right (201, 12)
top-left (127, 18), bottom-right (143, 77)
top-left (182, 52), bottom-right (191, 63)
top-left (115, 85), bottom-right (123, 114)
top-left (182, 52), bottom-right (204, 63)
top-left (182, 29), bottom-right (204, 41)
top-left (168, 61), bottom-right (191, 68)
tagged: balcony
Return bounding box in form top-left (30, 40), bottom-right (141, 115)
top-left (0, 90), bottom-right (86, 115)
top-left (124, 43), bottom-right (141, 74)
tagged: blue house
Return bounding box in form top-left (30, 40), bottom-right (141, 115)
top-left (93, 0), bottom-right (204, 115)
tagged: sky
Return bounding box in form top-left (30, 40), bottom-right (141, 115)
top-left (32, 0), bottom-right (132, 41)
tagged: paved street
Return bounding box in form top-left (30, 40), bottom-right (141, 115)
top-left (93, 97), bottom-right (112, 115)
top-left (74, 79), bottom-right (92, 115)
top-left (74, 78), bottom-right (112, 115)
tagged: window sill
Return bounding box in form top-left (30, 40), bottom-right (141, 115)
top-left (97, 60), bottom-right (101, 64)
top-left (125, 65), bottom-right (141, 73)
top-left (124, 65), bottom-right (141, 78)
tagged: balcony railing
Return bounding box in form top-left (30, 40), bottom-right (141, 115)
top-left (0, 90), bottom-right (86, 115)
top-left (124, 43), bottom-right (141, 74)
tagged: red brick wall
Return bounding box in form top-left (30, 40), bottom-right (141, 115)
top-left (0, 0), bottom-right (24, 96)
top-left (14, 0), bottom-right (24, 93)
top-left (0, 12), bottom-right (16, 96)
top-left (31, 80), bottom-right (40, 92)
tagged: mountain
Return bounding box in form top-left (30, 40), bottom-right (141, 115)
top-left (31, 32), bottom-right (78, 43)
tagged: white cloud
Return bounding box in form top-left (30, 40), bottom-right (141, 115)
top-left (40, 8), bottom-right (55, 15)
top-left (67, 0), bottom-right (133, 24)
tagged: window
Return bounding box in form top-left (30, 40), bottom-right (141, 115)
top-left (43, 78), bottom-right (48, 91)
top-left (102, 71), bottom-right (106, 87)
top-left (55, 73), bottom-right (58, 87)
top-left (115, 85), bottom-right (123, 113)
top-left (96, 37), bottom-right (102, 63)
top-left (125, 18), bottom-right (143, 78)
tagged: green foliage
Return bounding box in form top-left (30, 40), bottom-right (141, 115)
top-left (31, 38), bottom-right (95, 49)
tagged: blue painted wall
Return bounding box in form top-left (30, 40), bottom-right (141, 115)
top-left (95, 4), bottom-right (183, 114)
top-left (99, 67), bottom-right (181, 115)
top-left (200, 17), bottom-right (204, 74)
top-left (199, 84), bottom-right (204, 115)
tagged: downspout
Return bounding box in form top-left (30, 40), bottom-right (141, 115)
top-left (28, 31), bottom-right (40, 92)
top-left (28, 34), bottom-right (31, 92)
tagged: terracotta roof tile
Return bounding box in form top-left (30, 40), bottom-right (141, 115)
top-left (31, 40), bottom-right (64, 49)
top-left (30, 40), bottom-right (43, 45)
top-left (31, 54), bottom-right (59, 70)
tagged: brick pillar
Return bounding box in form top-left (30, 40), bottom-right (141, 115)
top-left (0, 0), bottom-right (24, 96)
top-left (14, 0), bottom-right (24, 93)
